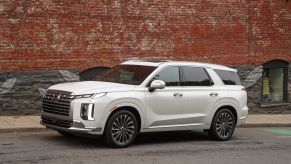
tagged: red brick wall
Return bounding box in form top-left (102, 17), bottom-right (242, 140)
top-left (0, 0), bottom-right (290, 71)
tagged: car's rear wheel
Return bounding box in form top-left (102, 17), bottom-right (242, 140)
top-left (104, 110), bottom-right (138, 148)
top-left (208, 108), bottom-right (236, 141)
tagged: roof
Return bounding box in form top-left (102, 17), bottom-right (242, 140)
top-left (121, 60), bottom-right (237, 72)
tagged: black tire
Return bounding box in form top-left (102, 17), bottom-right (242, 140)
top-left (57, 131), bottom-right (74, 137)
top-left (104, 110), bottom-right (138, 148)
top-left (208, 109), bottom-right (236, 141)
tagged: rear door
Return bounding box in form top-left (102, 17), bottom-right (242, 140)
top-left (180, 66), bottom-right (220, 124)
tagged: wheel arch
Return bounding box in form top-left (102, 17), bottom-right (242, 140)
top-left (210, 99), bottom-right (241, 126)
top-left (103, 104), bottom-right (143, 133)
top-left (215, 105), bottom-right (238, 125)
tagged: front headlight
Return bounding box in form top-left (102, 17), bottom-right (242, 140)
top-left (93, 92), bottom-right (107, 99)
top-left (70, 93), bottom-right (107, 99)
top-left (72, 94), bottom-right (94, 99)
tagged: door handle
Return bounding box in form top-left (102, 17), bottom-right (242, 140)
top-left (210, 93), bottom-right (218, 97)
top-left (173, 93), bottom-right (183, 97)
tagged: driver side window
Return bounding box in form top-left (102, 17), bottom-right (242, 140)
top-left (153, 66), bottom-right (180, 86)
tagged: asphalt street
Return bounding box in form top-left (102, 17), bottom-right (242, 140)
top-left (1, 127), bottom-right (291, 164)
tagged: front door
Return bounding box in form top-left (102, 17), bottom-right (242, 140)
top-left (145, 66), bottom-right (185, 128)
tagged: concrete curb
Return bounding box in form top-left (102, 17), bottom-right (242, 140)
top-left (1, 124), bottom-right (291, 133)
top-left (1, 114), bottom-right (291, 133)
top-left (0, 127), bottom-right (51, 133)
top-left (241, 123), bottom-right (291, 128)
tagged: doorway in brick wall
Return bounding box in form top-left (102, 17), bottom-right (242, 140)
top-left (261, 60), bottom-right (289, 106)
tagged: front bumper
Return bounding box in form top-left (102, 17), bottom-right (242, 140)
top-left (41, 89), bottom-right (107, 135)
top-left (41, 114), bottom-right (102, 135)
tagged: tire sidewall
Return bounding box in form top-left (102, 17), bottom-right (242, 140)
top-left (210, 109), bottom-right (236, 141)
top-left (104, 110), bottom-right (138, 148)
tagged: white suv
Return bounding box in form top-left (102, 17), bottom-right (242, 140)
top-left (41, 60), bottom-right (248, 148)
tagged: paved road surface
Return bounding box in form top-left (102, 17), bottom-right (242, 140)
top-left (1, 128), bottom-right (291, 164)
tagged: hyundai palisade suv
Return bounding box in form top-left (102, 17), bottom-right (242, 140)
top-left (41, 60), bottom-right (248, 148)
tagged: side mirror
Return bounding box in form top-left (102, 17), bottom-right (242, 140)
top-left (149, 80), bottom-right (166, 92)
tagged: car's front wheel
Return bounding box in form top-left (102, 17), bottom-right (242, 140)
top-left (104, 110), bottom-right (138, 148)
top-left (208, 108), bottom-right (236, 141)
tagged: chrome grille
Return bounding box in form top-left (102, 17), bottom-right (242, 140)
top-left (42, 90), bottom-right (73, 116)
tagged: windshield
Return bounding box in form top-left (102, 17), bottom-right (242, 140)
top-left (96, 65), bottom-right (157, 85)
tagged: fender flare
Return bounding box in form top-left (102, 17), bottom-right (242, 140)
top-left (209, 98), bottom-right (241, 124)
top-left (101, 101), bottom-right (145, 132)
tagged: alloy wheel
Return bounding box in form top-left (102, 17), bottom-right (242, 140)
top-left (215, 111), bottom-right (234, 138)
top-left (111, 114), bottom-right (135, 145)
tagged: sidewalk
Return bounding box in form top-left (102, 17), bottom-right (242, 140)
top-left (0, 114), bottom-right (291, 133)
top-left (0, 116), bottom-right (47, 133)
top-left (242, 114), bottom-right (291, 127)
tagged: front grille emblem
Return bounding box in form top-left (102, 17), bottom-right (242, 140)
top-left (53, 94), bottom-right (61, 102)
top-left (42, 90), bottom-right (72, 116)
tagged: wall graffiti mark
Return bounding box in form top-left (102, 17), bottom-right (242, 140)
top-left (0, 78), bottom-right (16, 94)
top-left (59, 70), bottom-right (79, 81)
top-left (242, 66), bottom-right (263, 88)
top-left (38, 88), bottom-right (47, 96)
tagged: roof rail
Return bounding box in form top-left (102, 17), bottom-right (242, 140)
top-left (129, 59), bottom-right (172, 63)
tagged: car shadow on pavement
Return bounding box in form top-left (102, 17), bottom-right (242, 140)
top-left (44, 130), bottom-right (211, 148)
top-left (42, 132), bottom-right (106, 148)
top-left (134, 130), bottom-right (211, 146)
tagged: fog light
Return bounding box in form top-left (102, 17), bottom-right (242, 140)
top-left (80, 103), bottom-right (94, 121)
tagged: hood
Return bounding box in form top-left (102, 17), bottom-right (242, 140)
top-left (48, 81), bottom-right (136, 95)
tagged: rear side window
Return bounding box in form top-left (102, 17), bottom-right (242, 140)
top-left (214, 69), bottom-right (242, 85)
top-left (181, 67), bottom-right (212, 86)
